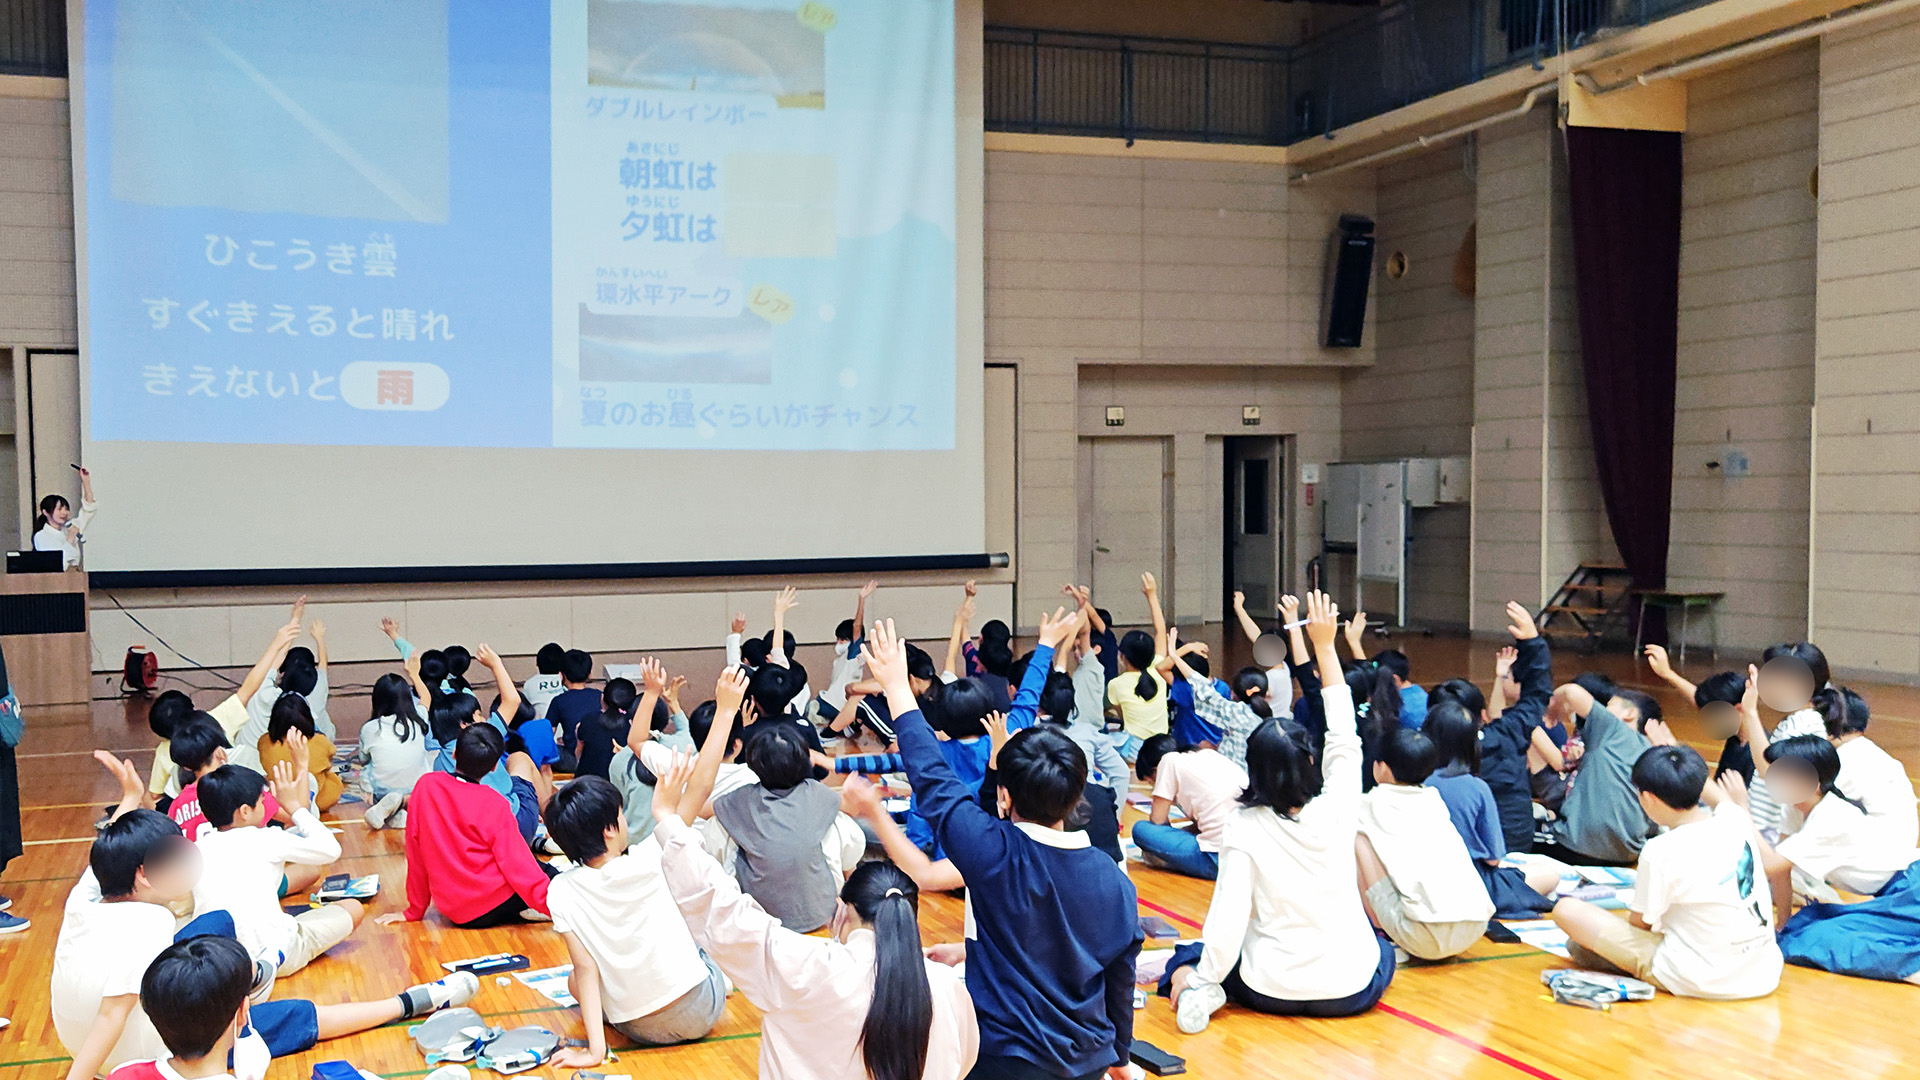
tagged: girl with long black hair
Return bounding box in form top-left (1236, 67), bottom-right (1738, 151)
top-left (650, 750), bottom-right (978, 1080)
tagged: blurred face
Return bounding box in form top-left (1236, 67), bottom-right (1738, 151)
top-left (1759, 657), bottom-right (1816, 713)
top-left (1768, 763), bottom-right (1819, 806)
top-left (140, 839), bottom-right (204, 900)
top-left (1698, 701), bottom-right (1742, 740)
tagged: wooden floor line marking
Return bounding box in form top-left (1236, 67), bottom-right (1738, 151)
top-left (1376, 1002), bottom-right (1564, 1080)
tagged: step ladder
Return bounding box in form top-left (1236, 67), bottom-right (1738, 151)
top-left (1536, 561), bottom-right (1634, 653)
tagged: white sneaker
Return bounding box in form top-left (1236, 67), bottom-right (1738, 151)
top-left (391, 808), bottom-right (407, 829)
top-left (1175, 981), bottom-right (1226, 1035)
top-left (364, 791), bottom-right (404, 830)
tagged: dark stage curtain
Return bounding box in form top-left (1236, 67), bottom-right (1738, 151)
top-left (1563, 125), bottom-right (1682, 638)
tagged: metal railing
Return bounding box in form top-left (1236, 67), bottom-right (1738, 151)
top-left (1, 0), bottom-right (64, 78)
top-left (2, 0), bottom-right (1720, 142)
top-left (987, 0), bottom-right (1721, 146)
top-left (985, 27), bottom-right (1291, 145)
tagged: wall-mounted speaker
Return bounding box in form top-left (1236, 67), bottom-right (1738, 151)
top-left (1323, 214), bottom-right (1375, 349)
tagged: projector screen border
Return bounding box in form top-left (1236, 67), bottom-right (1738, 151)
top-left (91, 552), bottom-right (1012, 590)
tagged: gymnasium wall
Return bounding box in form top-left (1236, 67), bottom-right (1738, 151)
top-left (1469, 109), bottom-right (1616, 634)
top-left (983, 146), bottom-right (1372, 626)
top-left (1670, 45), bottom-right (1818, 654)
top-left (1344, 144), bottom-right (1477, 630)
top-left (1815, 13), bottom-right (1920, 677)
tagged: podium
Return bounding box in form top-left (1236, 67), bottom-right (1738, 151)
top-left (0, 568), bottom-right (91, 706)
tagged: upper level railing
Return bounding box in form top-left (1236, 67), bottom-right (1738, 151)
top-left (3, 0), bottom-right (1719, 142)
top-left (1, 0), bottom-right (64, 77)
top-left (989, 0), bottom-right (1721, 146)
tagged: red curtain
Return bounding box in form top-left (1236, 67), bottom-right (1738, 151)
top-left (1563, 125), bottom-right (1682, 637)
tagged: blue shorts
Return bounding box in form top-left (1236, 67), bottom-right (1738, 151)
top-left (249, 1000), bottom-right (321, 1057)
top-left (509, 776), bottom-right (538, 842)
top-left (174, 910), bottom-right (319, 1057)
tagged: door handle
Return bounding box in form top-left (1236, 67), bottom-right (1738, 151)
top-left (1094, 545), bottom-right (1111, 554)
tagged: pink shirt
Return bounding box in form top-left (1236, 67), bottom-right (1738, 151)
top-left (1154, 748), bottom-right (1250, 853)
top-left (654, 815), bottom-right (979, 1080)
top-left (170, 781), bottom-right (279, 842)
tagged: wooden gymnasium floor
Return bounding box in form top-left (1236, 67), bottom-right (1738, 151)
top-left (3, 629), bottom-right (1919, 1080)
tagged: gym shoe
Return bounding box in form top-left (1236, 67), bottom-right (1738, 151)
top-left (249, 955), bottom-right (279, 1004)
top-left (1175, 981), bottom-right (1225, 1035)
top-left (391, 808), bottom-right (407, 829)
top-left (400, 970), bottom-right (480, 1019)
top-left (0, 894), bottom-right (12, 912)
top-left (0, 912), bottom-right (29, 934)
top-left (364, 791), bottom-right (405, 830)
top-left (518, 908), bottom-right (552, 923)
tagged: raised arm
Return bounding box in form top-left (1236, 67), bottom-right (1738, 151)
top-left (725, 612), bottom-right (746, 668)
top-left (1343, 610), bottom-right (1369, 661)
top-left (95, 751), bottom-right (153, 820)
top-left (1305, 590), bottom-right (1344, 691)
top-left (1143, 572), bottom-right (1168, 658)
top-left (1230, 591), bottom-right (1263, 645)
top-left (1280, 594), bottom-right (1310, 667)
top-left (680, 666), bottom-right (748, 820)
top-left (1489, 646), bottom-right (1516, 719)
top-left (1643, 643), bottom-right (1698, 701)
top-left (634, 656), bottom-right (667, 739)
top-left (944, 582), bottom-right (976, 678)
top-left (842, 774), bottom-right (966, 892)
top-left (1493, 602), bottom-right (1554, 735)
top-left (1073, 585), bottom-right (1107, 635)
top-left (310, 619), bottom-right (329, 672)
top-left (239, 612), bottom-right (303, 707)
top-left (852, 579), bottom-right (877, 643)
top-left (871, 618), bottom-right (1006, 867)
top-left (475, 644), bottom-right (520, 722)
top-left (769, 587), bottom-right (799, 666)
top-left (1735, 663), bottom-right (1770, 777)
top-left (1008, 608), bottom-right (1071, 730)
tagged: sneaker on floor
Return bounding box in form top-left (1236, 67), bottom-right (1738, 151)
top-left (391, 808), bottom-right (407, 829)
top-left (1175, 981), bottom-right (1226, 1035)
top-left (518, 908), bottom-right (552, 923)
top-left (249, 954), bottom-right (279, 1004)
top-left (0, 895), bottom-right (12, 912)
top-left (534, 832), bottom-right (566, 857)
top-left (364, 791), bottom-right (405, 830)
top-left (400, 970), bottom-right (480, 1019)
top-left (0, 912), bottom-right (29, 935)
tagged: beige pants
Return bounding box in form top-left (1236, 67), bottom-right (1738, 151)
top-left (1364, 879), bottom-right (1488, 961)
top-left (1566, 917), bottom-right (1666, 989)
top-left (279, 904), bottom-right (356, 975)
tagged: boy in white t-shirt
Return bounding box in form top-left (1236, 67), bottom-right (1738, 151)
top-left (54, 808), bottom-right (476, 1080)
top-left (1130, 734), bottom-right (1249, 881)
top-left (1552, 745), bottom-right (1783, 1000)
top-left (1356, 727), bottom-right (1495, 961)
top-left (190, 763), bottom-right (358, 975)
top-left (541, 776), bottom-right (727, 1062)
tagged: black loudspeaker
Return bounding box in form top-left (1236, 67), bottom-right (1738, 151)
top-left (1323, 214), bottom-right (1375, 349)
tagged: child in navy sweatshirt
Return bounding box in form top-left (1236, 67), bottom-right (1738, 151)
top-left (869, 614), bottom-right (1142, 1080)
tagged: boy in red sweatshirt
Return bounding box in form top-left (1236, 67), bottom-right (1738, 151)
top-left (376, 725), bottom-right (553, 930)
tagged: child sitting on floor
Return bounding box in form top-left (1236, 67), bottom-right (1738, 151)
top-left (356, 672), bottom-right (433, 831)
top-left (710, 723), bottom-right (845, 933)
top-left (255, 695), bottom-right (340, 812)
top-left (1355, 727), bottom-right (1495, 961)
top-left (1817, 688), bottom-right (1918, 848)
top-left (1744, 736), bottom-right (1920, 919)
top-left (1162, 591), bottom-right (1394, 1033)
top-left (382, 724), bottom-right (553, 929)
top-left (542, 777), bottom-right (728, 1056)
top-left (1552, 745), bottom-right (1782, 1000)
top-left (1131, 732), bottom-right (1249, 882)
top-left (192, 762), bottom-right (357, 975)
top-left (1643, 645), bottom-right (1754, 785)
top-left (873, 614), bottom-right (1141, 1080)
top-left (1541, 681), bottom-right (1663, 865)
top-left (55, 810), bottom-right (476, 1080)
top-left (427, 645), bottom-right (542, 841)
top-left (571, 678), bottom-right (637, 781)
top-left (1420, 700), bottom-right (1559, 919)
top-left (1105, 573), bottom-right (1170, 761)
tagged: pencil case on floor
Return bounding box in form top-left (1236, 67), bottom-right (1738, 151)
top-left (410, 1008), bottom-right (499, 1064)
top-left (1541, 968), bottom-right (1655, 1009)
top-left (475, 1026), bottom-right (561, 1075)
